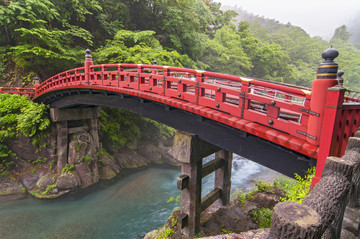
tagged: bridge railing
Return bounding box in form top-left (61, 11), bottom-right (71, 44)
top-left (344, 89), bottom-right (360, 103)
top-left (0, 87), bottom-right (35, 97)
top-left (313, 86), bottom-right (360, 185)
top-left (35, 63), bottom-right (314, 141)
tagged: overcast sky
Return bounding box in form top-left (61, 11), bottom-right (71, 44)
top-left (217, 0), bottom-right (360, 39)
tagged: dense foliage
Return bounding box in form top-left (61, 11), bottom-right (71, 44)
top-left (0, 93), bottom-right (50, 173)
top-left (1, 0), bottom-right (359, 90)
top-left (99, 107), bottom-right (175, 152)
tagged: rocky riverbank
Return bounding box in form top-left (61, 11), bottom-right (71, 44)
top-left (144, 184), bottom-right (284, 239)
top-left (0, 111), bottom-right (178, 200)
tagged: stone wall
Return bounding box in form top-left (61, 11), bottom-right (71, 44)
top-left (269, 127), bottom-right (360, 239)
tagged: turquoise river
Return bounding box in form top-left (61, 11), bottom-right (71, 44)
top-left (0, 155), bottom-right (280, 239)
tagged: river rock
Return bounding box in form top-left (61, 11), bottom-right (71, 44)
top-left (36, 174), bottom-right (55, 191)
top-left (56, 172), bottom-right (81, 190)
top-left (115, 149), bottom-right (150, 168)
top-left (0, 174), bottom-right (26, 201)
top-left (99, 165), bottom-right (117, 180)
top-left (68, 131), bottom-right (100, 188)
top-left (100, 151), bottom-right (120, 173)
top-left (68, 131), bottom-right (97, 165)
top-left (137, 142), bottom-right (179, 166)
top-left (200, 203), bottom-right (258, 236)
top-left (75, 162), bottom-right (99, 188)
top-left (137, 142), bottom-right (163, 164)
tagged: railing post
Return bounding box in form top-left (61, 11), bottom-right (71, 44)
top-left (84, 49), bottom-right (93, 83)
top-left (195, 71), bottom-right (205, 105)
top-left (312, 86), bottom-right (345, 186)
top-left (307, 47), bottom-right (339, 145)
top-left (34, 76), bottom-right (40, 96)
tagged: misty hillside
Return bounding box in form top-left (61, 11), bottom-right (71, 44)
top-left (348, 13), bottom-right (360, 47)
top-left (221, 5), bottom-right (287, 33)
top-left (221, 4), bottom-right (360, 90)
top-left (222, 4), bottom-right (360, 47)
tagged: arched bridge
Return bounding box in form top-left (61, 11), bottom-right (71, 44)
top-left (1, 48), bottom-right (360, 186)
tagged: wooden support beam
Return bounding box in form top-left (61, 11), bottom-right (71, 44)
top-left (50, 107), bottom-right (100, 122)
top-left (89, 118), bottom-right (99, 149)
top-left (215, 150), bottom-right (233, 205)
top-left (201, 187), bottom-right (222, 212)
top-left (201, 157), bottom-right (224, 178)
top-left (56, 121), bottom-right (68, 172)
top-left (177, 174), bottom-right (189, 190)
top-left (68, 126), bottom-right (89, 134)
top-left (175, 131), bottom-right (233, 237)
top-left (178, 213), bottom-right (188, 229)
top-left (173, 131), bottom-right (220, 164)
top-left (180, 159), bottom-right (202, 237)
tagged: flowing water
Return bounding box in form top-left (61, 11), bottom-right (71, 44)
top-left (0, 155), bottom-right (281, 239)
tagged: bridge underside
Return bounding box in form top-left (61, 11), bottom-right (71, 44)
top-left (36, 89), bottom-right (315, 177)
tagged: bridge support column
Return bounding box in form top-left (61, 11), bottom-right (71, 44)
top-left (56, 121), bottom-right (68, 173)
top-left (174, 131), bottom-right (233, 237)
top-left (50, 107), bottom-right (100, 172)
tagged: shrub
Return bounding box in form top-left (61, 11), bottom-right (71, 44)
top-left (251, 208), bottom-right (273, 228)
top-left (61, 163), bottom-right (75, 174)
top-left (279, 167), bottom-right (315, 203)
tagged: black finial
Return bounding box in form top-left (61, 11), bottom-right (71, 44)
top-left (34, 76), bottom-right (40, 85)
top-left (85, 49), bottom-right (93, 62)
top-left (337, 70), bottom-right (344, 78)
top-left (153, 60), bottom-right (157, 65)
top-left (316, 47), bottom-right (339, 79)
top-left (337, 70), bottom-right (344, 87)
top-left (321, 46), bottom-right (339, 63)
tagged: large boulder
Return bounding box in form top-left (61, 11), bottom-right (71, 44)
top-left (56, 172), bottom-right (81, 190)
top-left (137, 142), bottom-right (179, 166)
top-left (99, 165), bottom-right (117, 180)
top-left (68, 132), bottom-right (99, 188)
top-left (68, 132), bottom-right (97, 165)
top-left (75, 161), bottom-right (99, 188)
top-left (115, 149), bottom-right (150, 168)
top-left (36, 174), bottom-right (55, 191)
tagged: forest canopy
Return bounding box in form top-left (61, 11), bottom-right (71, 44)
top-left (0, 0), bottom-right (359, 90)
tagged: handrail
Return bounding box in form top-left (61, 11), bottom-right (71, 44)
top-left (0, 87), bottom-right (35, 97)
top-left (344, 89), bottom-right (360, 104)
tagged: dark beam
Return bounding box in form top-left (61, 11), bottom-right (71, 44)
top-left (201, 188), bottom-right (222, 212)
top-left (201, 157), bottom-right (224, 178)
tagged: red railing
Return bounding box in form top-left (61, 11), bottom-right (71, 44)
top-left (312, 87), bottom-right (360, 185)
top-left (35, 63), bottom-right (314, 142)
top-left (0, 87), bottom-right (35, 97)
top-left (344, 89), bottom-right (360, 103)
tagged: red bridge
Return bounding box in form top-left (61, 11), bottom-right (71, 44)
top-left (1, 47), bottom-right (360, 187)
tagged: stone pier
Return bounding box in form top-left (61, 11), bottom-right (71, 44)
top-left (173, 131), bottom-right (233, 237)
top-left (50, 107), bottom-right (100, 172)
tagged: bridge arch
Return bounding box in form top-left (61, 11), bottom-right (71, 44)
top-left (36, 87), bottom-right (314, 177)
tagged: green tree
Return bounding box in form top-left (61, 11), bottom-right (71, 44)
top-left (0, 0), bottom-right (90, 79)
top-left (94, 30), bottom-right (196, 67)
top-left (330, 26), bottom-right (360, 91)
top-left (0, 94), bottom-right (50, 173)
top-left (201, 24), bottom-right (252, 75)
